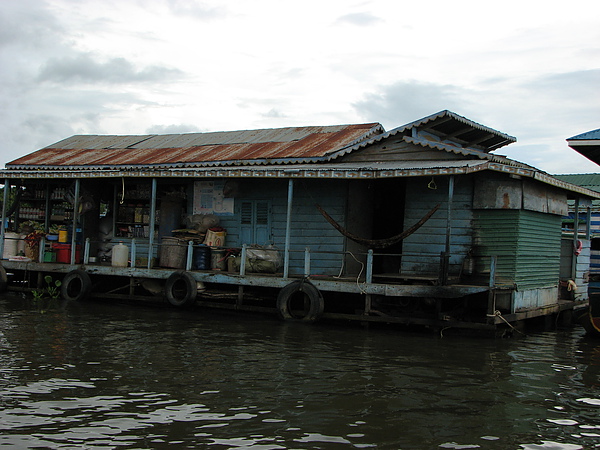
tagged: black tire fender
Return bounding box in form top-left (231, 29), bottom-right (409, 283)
top-left (276, 280), bottom-right (324, 322)
top-left (61, 269), bottom-right (92, 301)
top-left (165, 271), bottom-right (197, 307)
top-left (0, 265), bottom-right (7, 292)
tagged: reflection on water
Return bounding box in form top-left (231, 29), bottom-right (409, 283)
top-left (1, 294), bottom-right (599, 449)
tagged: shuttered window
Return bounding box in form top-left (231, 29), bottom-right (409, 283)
top-left (239, 200), bottom-right (271, 245)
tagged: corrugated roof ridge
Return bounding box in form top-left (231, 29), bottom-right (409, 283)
top-left (323, 110), bottom-right (516, 161)
top-left (392, 110), bottom-right (517, 143)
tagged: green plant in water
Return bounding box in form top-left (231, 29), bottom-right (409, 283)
top-left (44, 275), bottom-right (62, 299)
top-left (32, 275), bottom-right (62, 300)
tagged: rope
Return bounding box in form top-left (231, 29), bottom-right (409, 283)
top-left (348, 251), bottom-right (367, 294)
top-left (333, 251), bottom-right (367, 294)
top-left (488, 310), bottom-right (526, 335)
top-left (120, 177), bottom-right (125, 205)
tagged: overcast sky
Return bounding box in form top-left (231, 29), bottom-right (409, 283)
top-left (1, 0), bottom-right (599, 173)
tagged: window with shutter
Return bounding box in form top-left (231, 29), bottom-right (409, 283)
top-left (239, 200), bottom-right (271, 245)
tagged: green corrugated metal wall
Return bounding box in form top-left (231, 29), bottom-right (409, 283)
top-left (474, 209), bottom-right (562, 290)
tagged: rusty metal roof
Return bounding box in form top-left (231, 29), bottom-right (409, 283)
top-left (7, 124), bottom-right (384, 169)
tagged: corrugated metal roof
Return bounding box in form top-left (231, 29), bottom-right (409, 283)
top-left (397, 110), bottom-right (517, 151)
top-left (567, 128), bottom-right (600, 165)
top-left (554, 174), bottom-right (600, 193)
top-left (7, 123), bottom-right (384, 169)
top-left (568, 128), bottom-right (600, 141)
top-left (324, 110), bottom-right (517, 160)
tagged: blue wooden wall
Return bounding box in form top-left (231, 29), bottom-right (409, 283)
top-left (401, 176), bottom-right (474, 277)
top-left (217, 179), bottom-right (348, 276)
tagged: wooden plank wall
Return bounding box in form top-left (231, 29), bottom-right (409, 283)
top-left (218, 179), bottom-right (348, 276)
top-left (474, 209), bottom-right (562, 292)
top-left (514, 210), bottom-right (562, 289)
top-left (472, 209), bottom-right (518, 284)
top-left (400, 175), bottom-right (474, 277)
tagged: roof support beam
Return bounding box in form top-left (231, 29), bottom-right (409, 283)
top-left (465, 132), bottom-right (495, 147)
top-left (443, 126), bottom-right (472, 139)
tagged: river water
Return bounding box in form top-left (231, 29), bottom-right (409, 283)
top-left (1, 294), bottom-right (599, 449)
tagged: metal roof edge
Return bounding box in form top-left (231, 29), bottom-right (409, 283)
top-left (0, 161), bottom-right (492, 180)
top-left (6, 160), bottom-right (593, 198)
top-left (485, 163), bottom-right (600, 198)
top-left (567, 128), bottom-right (600, 141)
top-left (533, 172), bottom-right (600, 199)
top-left (5, 155), bottom-right (333, 171)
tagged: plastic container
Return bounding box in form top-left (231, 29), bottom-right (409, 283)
top-left (193, 245), bottom-right (211, 270)
top-left (44, 252), bottom-right (56, 262)
top-left (159, 237), bottom-right (187, 269)
top-left (58, 229), bottom-right (68, 243)
top-left (17, 234), bottom-right (26, 255)
top-left (2, 232), bottom-right (20, 259)
top-left (53, 243), bottom-right (82, 263)
top-left (112, 242), bottom-right (129, 267)
top-left (211, 248), bottom-right (227, 270)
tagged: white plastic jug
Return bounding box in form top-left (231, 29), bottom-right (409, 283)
top-left (112, 242), bottom-right (129, 267)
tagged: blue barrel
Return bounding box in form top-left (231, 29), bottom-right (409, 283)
top-left (193, 245), bottom-right (211, 270)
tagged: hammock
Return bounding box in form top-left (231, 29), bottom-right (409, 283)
top-left (317, 203), bottom-right (441, 249)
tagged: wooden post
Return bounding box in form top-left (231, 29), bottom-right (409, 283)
top-left (442, 175), bottom-right (454, 285)
top-left (70, 179), bottom-right (80, 264)
top-left (130, 239), bottom-right (136, 268)
top-left (572, 199), bottom-right (579, 280)
top-left (364, 294), bottom-right (372, 315)
top-left (186, 240), bottom-right (193, 271)
top-left (84, 238), bottom-right (90, 264)
top-left (237, 286), bottom-right (244, 309)
top-left (586, 205), bottom-right (592, 240)
top-left (304, 247), bottom-right (311, 277)
top-left (284, 179), bottom-right (294, 279)
top-left (0, 178), bottom-right (9, 257)
top-left (240, 244), bottom-right (247, 276)
top-left (148, 178), bottom-right (158, 269)
top-left (366, 249), bottom-right (373, 284)
top-left (487, 255), bottom-right (497, 316)
top-left (44, 184), bottom-right (51, 233)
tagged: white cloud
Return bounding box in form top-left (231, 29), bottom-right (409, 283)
top-left (37, 53), bottom-right (184, 84)
top-left (0, 0), bottom-right (598, 175)
top-left (335, 12), bottom-right (383, 26)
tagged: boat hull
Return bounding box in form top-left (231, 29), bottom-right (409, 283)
top-left (582, 292), bottom-right (600, 336)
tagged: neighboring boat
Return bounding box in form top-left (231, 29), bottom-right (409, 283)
top-left (581, 292), bottom-right (600, 336)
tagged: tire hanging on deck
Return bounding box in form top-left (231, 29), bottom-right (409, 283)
top-left (277, 279), bottom-right (324, 322)
top-left (61, 269), bottom-right (92, 301)
top-left (164, 271), bottom-right (198, 307)
top-left (0, 265), bottom-right (7, 292)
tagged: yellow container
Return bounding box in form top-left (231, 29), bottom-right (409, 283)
top-left (58, 230), bottom-right (68, 243)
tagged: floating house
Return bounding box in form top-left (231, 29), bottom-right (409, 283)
top-left (557, 128), bottom-right (600, 295)
top-left (1, 110), bottom-right (597, 332)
